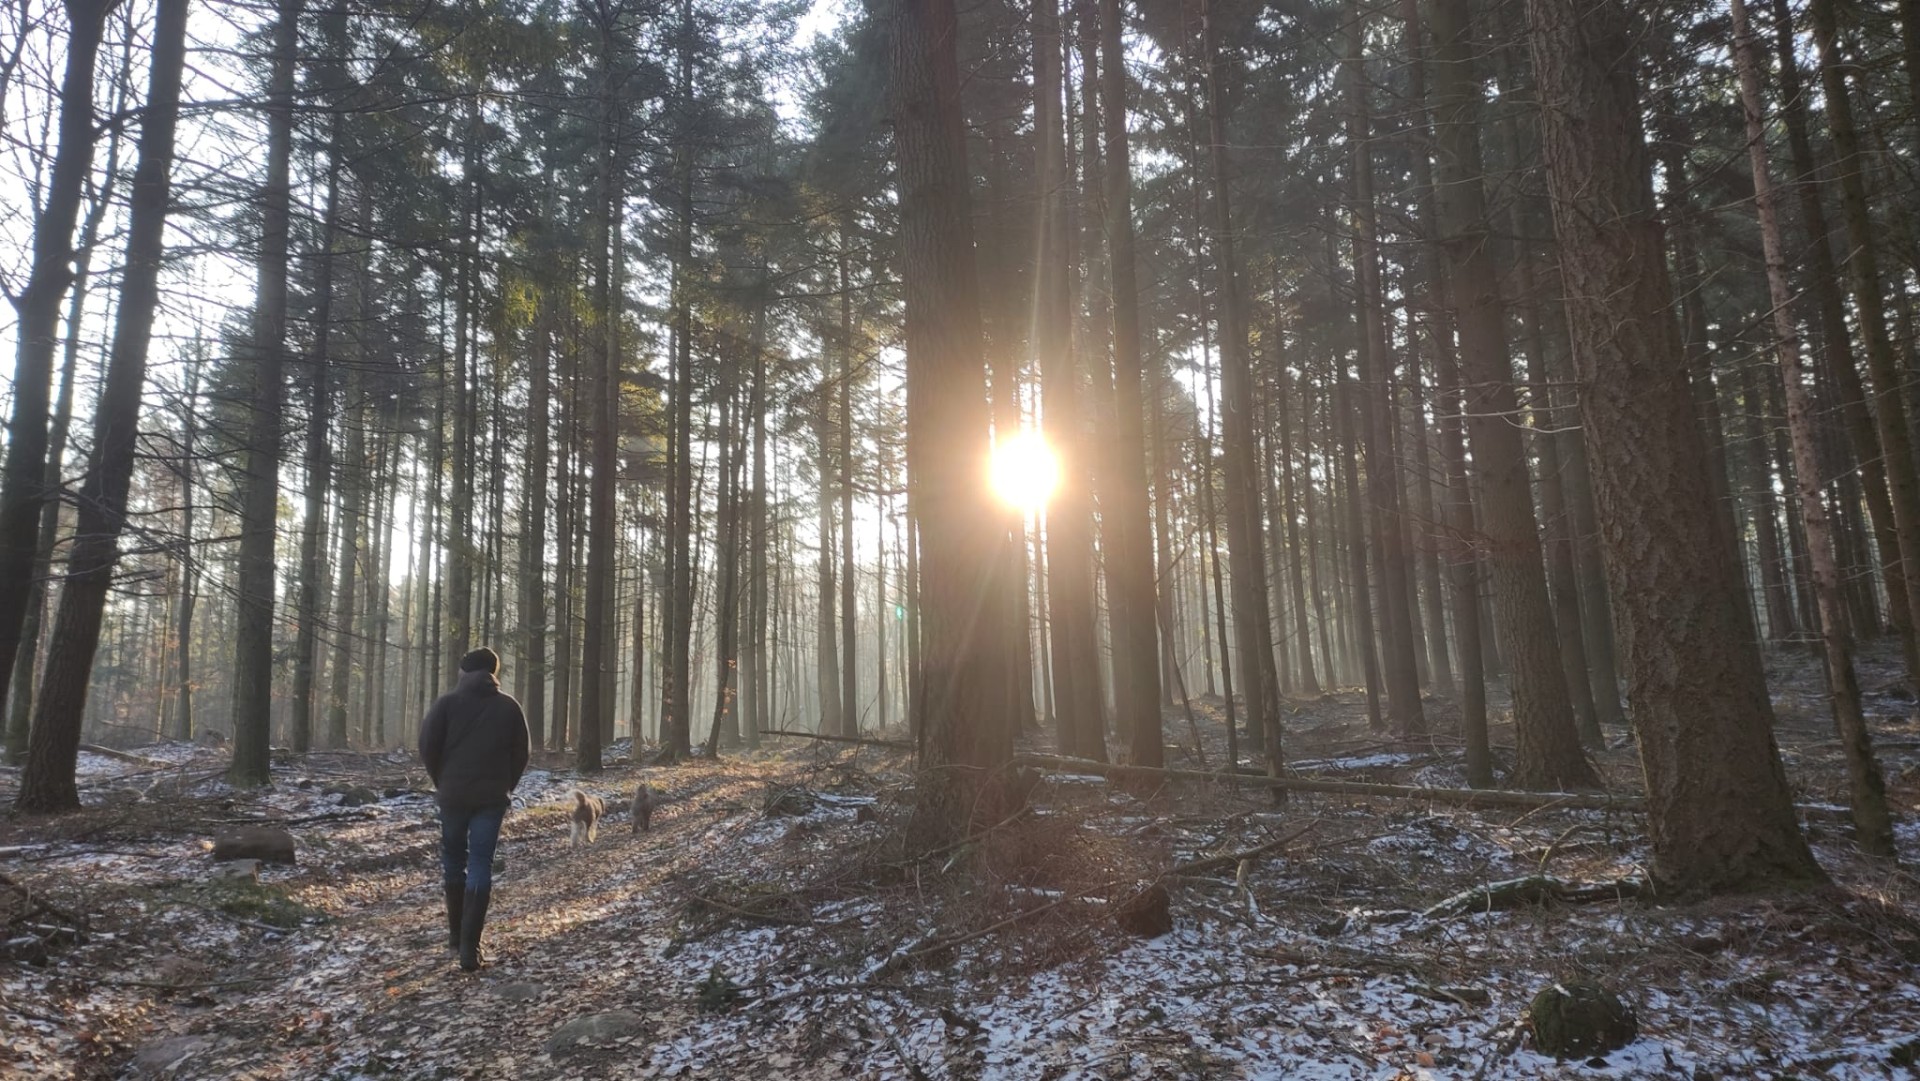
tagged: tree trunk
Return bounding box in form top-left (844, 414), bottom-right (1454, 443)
top-left (1807, 0), bottom-right (1920, 669)
top-left (706, 379), bottom-right (739, 754)
top-left (1740, 363), bottom-right (1796, 642)
top-left (326, 366), bottom-right (365, 747)
top-left (0, 0), bottom-right (115, 729)
top-left (443, 106), bottom-right (481, 679)
top-left (229, 0), bottom-right (306, 786)
top-left (1430, 0), bottom-right (1592, 789)
top-left (1329, 373), bottom-right (1382, 724)
top-left (1277, 363), bottom-right (1322, 697)
top-left (15, 0), bottom-right (188, 812)
top-left (745, 277), bottom-right (770, 750)
top-left (890, 0), bottom-right (1015, 847)
top-left (1198, 0), bottom-right (1282, 782)
top-left (1345, 12), bottom-right (1425, 737)
top-left (816, 382), bottom-right (844, 734)
top-left (838, 229), bottom-right (859, 736)
top-left (1525, 0), bottom-right (1823, 890)
top-left (1096, 0), bottom-right (1166, 765)
top-left (522, 298), bottom-right (551, 750)
top-left (289, 136), bottom-right (343, 756)
top-left (1034, 0), bottom-right (1106, 762)
top-left (1515, 247), bottom-right (1602, 745)
top-left (663, 0), bottom-right (697, 760)
top-left (170, 350), bottom-right (202, 741)
top-left (578, 31), bottom-right (620, 773)
top-left (1731, 0), bottom-right (1892, 855)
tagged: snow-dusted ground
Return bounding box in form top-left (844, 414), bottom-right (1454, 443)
top-left (3, 668), bottom-right (1920, 1080)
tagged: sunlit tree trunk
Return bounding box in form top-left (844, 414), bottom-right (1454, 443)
top-left (1033, 0), bottom-right (1105, 761)
top-left (892, 0), bottom-right (1015, 846)
top-left (816, 380), bottom-right (844, 735)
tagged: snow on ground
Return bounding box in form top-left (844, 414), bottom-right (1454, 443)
top-left (4, 656), bottom-right (1920, 1080)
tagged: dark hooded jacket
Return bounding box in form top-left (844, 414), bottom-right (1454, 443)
top-left (418, 669), bottom-right (531, 812)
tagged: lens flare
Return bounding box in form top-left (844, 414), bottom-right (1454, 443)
top-left (989, 430), bottom-right (1061, 513)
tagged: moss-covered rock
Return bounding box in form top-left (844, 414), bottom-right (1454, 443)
top-left (1528, 980), bottom-right (1638, 1058)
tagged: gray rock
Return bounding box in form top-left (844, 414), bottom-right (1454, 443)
top-left (493, 981), bottom-right (545, 1002)
top-left (1529, 980), bottom-right (1638, 1059)
top-left (338, 786), bottom-right (379, 807)
top-left (128, 1035), bottom-right (212, 1077)
top-left (211, 826), bottom-right (296, 865)
top-left (547, 1011), bottom-right (646, 1055)
top-left (210, 859), bottom-right (260, 883)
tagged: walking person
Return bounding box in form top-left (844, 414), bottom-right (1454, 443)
top-left (419, 647), bottom-right (530, 972)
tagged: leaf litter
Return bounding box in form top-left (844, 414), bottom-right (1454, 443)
top-left (1, 646), bottom-right (1918, 1079)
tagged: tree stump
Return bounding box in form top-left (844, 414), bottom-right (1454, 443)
top-left (1114, 883), bottom-right (1172, 938)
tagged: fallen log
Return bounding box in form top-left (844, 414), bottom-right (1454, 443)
top-left (1011, 753), bottom-right (1644, 812)
top-left (759, 730), bottom-right (912, 750)
top-left (78, 743), bottom-right (168, 768)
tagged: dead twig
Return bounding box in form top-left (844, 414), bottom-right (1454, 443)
top-left (1421, 874), bottom-right (1647, 919)
top-left (688, 893), bottom-right (815, 927)
top-left (1171, 820), bottom-right (1319, 878)
top-left (88, 973), bottom-right (295, 992)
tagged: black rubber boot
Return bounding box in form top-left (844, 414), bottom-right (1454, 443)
top-left (458, 887), bottom-right (491, 972)
top-left (443, 884), bottom-right (463, 952)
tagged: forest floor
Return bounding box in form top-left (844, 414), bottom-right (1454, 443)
top-left (4, 647), bottom-right (1920, 1080)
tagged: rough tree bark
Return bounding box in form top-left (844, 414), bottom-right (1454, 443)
top-left (1525, 0), bottom-right (1823, 890)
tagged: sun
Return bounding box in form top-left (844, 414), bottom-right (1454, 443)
top-left (989, 430), bottom-right (1061, 513)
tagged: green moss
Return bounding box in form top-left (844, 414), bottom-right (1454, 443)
top-left (193, 879), bottom-right (326, 929)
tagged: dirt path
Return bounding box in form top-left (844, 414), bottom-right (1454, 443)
top-left (280, 765), bottom-right (854, 1078)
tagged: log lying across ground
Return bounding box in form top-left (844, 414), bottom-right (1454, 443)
top-left (1015, 753), bottom-right (1863, 823)
top-left (758, 730), bottom-right (915, 751)
top-left (1012, 752), bottom-right (1647, 812)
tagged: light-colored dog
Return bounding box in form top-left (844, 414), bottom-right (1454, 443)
top-left (569, 789), bottom-right (605, 846)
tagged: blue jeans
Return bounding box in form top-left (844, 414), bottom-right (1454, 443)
top-left (440, 803), bottom-right (506, 894)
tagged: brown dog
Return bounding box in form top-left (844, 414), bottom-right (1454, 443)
top-left (631, 784), bottom-right (654, 833)
top-left (569, 789), bottom-right (604, 846)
